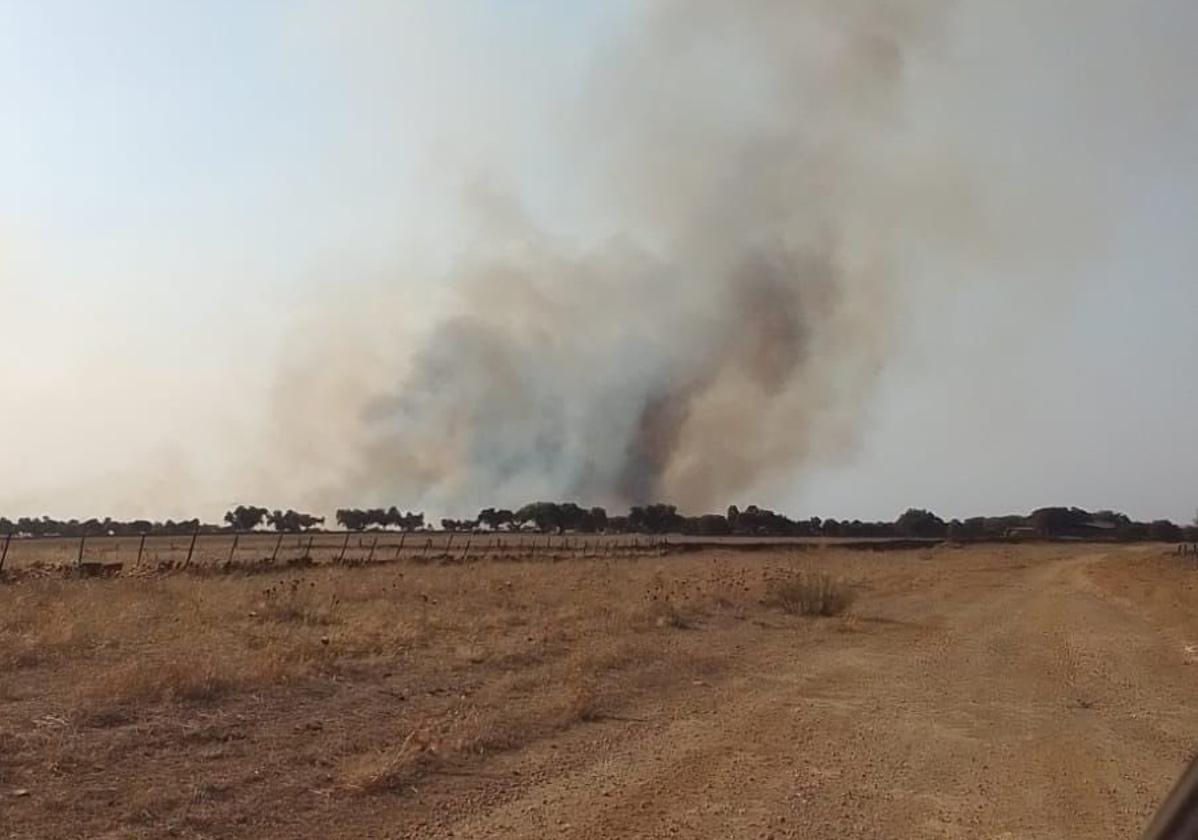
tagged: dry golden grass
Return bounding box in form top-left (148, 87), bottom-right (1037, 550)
top-left (764, 568), bottom-right (856, 616)
top-left (1, 555), bottom-right (772, 722)
top-left (0, 548), bottom-right (880, 837)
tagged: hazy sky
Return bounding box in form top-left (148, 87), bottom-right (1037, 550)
top-left (1, 1), bottom-right (1195, 523)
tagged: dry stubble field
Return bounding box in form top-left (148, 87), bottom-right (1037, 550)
top-left (2, 542), bottom-right (1197, 839)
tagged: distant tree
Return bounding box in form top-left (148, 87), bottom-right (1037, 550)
top-left (514, 502), bottom-right (562, 533)
top-left (686, 513), bottom-right (730, 536)
top-left (945, 519), bottom-right (962, 541)
top-left (895, 508), bottom-right (947, 539)
top-left (606, 515), bottom-right (631, 534)
top-left (474, 507), bottom-right (516, 531)
top-left (629, 503), bottom-right (683, 534)
top-left (1030, 507), bottom-right (1073, 535)
top-left (1148, 520), bottom-right (1183, 542)
top-left (959, 517), bottom-right (988, 539)
top-left (728, 504), bottom-right (800, 536)
top-left (393, 507), bottom-right (425, 530)
top-left (267, 509), bottom-right (324, 532)
top-left (557, 502), bottom-right (588, 532)
top-left (336, 508), bottom-right (369, 531)
top-left (224, 505), bottom-right (268, 532)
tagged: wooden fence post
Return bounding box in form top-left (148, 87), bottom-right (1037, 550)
top-left (461, 535), bottom-right (472, 562)
top-left (423, 537), bottom-right (432, 559)
top-left (271, 532), bottom-right (284, 563)
top-left (182, 527), bottom-right (199, 569)
top-left (395, 531), bottom-right (407, 560)
top-left (445, 532), bottom-right (454, 556)
top-left (367, 535), bottom-right (379, 563)
top-left (227, 533), bottom-right (240, 565)
top-left (134, 533), bottom-right (147, 569)
top-left (76, 534), bottom-right (87, 568)
top-left (338, 531), bottom-right (351, 563)
top-left (0, 532), bottom-right (11, 574)
top-left (306, 534), bottom-right (315, 559)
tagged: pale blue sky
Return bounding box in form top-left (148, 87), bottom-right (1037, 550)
top-left (1, 1), bottom-right (1195, 522)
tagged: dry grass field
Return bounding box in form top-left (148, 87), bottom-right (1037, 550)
top-left (2, 543), bottom-right (1196, 838)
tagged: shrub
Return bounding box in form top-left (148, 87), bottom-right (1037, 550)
top-left (765, 570), bottom-right (855, 617)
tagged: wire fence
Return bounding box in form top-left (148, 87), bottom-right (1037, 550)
top-left (0, 530), bottom-right (674, 577)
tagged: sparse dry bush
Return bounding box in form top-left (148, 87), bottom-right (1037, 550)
top-left (253, 577), bottom-right (341, 626)
top-left (76, 654), bottom-right (234, 709)
top-left (340, 723), bottom-right (442, 794)
top-left (642, 570), bottom-right (697, 628)
top-left (765, 569), bottom-right (855, 616)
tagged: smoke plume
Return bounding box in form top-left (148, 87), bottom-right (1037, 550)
top-left (337, 0), bottom-right (962, 514)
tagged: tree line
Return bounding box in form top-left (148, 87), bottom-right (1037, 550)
top-left (1, 503), bottom-right (1194, 542)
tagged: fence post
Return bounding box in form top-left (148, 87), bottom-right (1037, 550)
top-left (306, 534), bottom-right (315, 559)
top-left (367, 535), bottom-right (379, 563)
top-left (271, 532), bottom-right (284, 563)
top-left (338, 531), bottom-right (351, 563)
top-left (77, 533), bottom-right (87, 568)
top-left (423, 537), bottom-right (432, 559)
top-left (134, 533), bottom-right (147, 569)
top-left (395, 531), bottom-right (406, 560)
top-left (0, 532), bottom-right (11, 574)
top-left (227, 533), bottom-right (240, 565)
top-left (461, 535), bottom-right (472, 562)
top-left (183, 526), bottom-right (199, 569)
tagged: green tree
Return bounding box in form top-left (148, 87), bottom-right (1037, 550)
top-left (224, 505), bottom-right (268, 531)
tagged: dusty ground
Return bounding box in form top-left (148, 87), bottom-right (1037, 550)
top-left (2, 543), bottom-right (1195, 839)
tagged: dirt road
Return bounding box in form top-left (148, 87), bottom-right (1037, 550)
top-left (341, 547), bottom-right (1198, 839)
